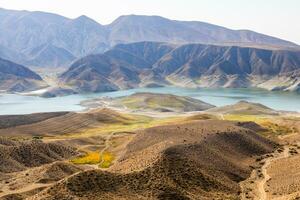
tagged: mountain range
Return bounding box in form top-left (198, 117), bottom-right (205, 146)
top-left (60, 42), bottom-right (300, 93)
top-left (0, 7), bottom-right (299, 68)
top-left (0, 7), bottom-right (299, 94)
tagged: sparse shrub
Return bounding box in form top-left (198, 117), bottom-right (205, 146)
top-left (32, 135), bottom-right (43, 140)
top-left (71, 152), bottom-right (101, 165)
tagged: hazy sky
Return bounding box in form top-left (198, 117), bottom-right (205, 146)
top-left (0, 0), bottom-right (299, 44)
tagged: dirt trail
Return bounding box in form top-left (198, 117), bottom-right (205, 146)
top-left (240, 145), bottom-right (290, 200)
top-left (0, 183), bottom-right (51, 198)
top-left (240, 146), bottom-right (290, 200)
top-left (257, 146), bottom-right (289, 200)
top-left (98, 131), bottom-right (115, 167)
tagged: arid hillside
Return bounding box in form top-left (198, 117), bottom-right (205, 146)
top-left (0, 138), bottom-right (77, 173)
top-left (32, 120), bottom-right (277, 200)
top-left (0, 108), bottom-right (139, 137)
top-left (0, 102), bottom-right (298, 200)
top-left (207, 101), bottom-right (278, 115)
top-left (117, 92), bottom-right (214, 112)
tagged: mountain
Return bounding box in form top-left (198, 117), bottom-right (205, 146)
top-left (0, 8), bottom-right (299, 68)
top-left (0, 8), bottom-right (108, 67)
top-left (60, 42), bottom-right (300, 93)
top-left (107, 15), bottom-right (298, 49)
top-left (0, 57), bottom-right (47, 92)
top-left (153, 43), bottom-right (300, 89)
top-left (60, 42), bottom-right (174, 92)
top-left (257, 69), bottom-right (300, 92)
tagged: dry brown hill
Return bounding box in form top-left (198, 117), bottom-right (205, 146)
top-left (0, 112), bottom-right (68, 129)
top-left (36, 162), bottom-right (85, 184)
top-left (0, 161), bottom-right (86, 200)
top-left (0, 108), bottom-right (134, 137)
top-left (207, 100), bottom-right (278, 115)
top-left (34, 120), bottom-right (277, 200)
top-left (115, 92), bottom-right (215, 112)
top-left (0, 138), bottom-right (77, 173)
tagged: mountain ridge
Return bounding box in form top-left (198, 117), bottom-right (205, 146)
top-left (60, 41), bottom-right (300, 93)
top-left (0, 7), bottom-right (299, 68)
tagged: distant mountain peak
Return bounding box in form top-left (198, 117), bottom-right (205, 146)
top-left (73, 14), bottom-right (102, 25)
top-left (76, 14), bottom-right (89, 19)
top-left (111, 14), bottom-right (170, 24)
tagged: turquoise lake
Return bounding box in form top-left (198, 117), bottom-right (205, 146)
top-left (0, 87), bottom-right (299, 115)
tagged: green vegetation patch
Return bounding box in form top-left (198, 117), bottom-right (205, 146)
top-left (99, 152), bottom-right (114, 168)
top-left (71, 151), bottom-right (115, 168)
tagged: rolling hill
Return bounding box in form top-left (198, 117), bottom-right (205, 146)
top-left (0, 138), bottom-right (77, 173)
top-left (207, 101), bottom-right (278, 115)
top-left (114, 92), bottom-right (215, 112)
top-left (33, 120), bottom-right (277, 199)
top-left (0, 108), bottom-right (141, 137)
top-left (0, 57), bottom-right (47, 92)
top-left (60, 42), bottom-right (300, 93)
top-left (0, 8), bottom-right (298, 68)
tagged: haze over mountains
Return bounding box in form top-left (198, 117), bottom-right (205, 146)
top-left (0, 7), bottom-right (299, 68)
top-left (60, 42), bottom-right (300, 93)
top-left (0, 7), bottom-right (299, 94)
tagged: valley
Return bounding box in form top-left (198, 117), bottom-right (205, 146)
top-left (0, 93), bottom-right (299, 199)
top-left (0, 4), bottom-right (299, 200)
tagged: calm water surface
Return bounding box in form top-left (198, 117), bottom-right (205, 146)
top-left (0, 87), bottom-right (299, 115)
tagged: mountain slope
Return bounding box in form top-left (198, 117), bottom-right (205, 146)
top-left (60, 42), bottom-right (300, 93)
top-left (154, 44), bottom-right (300, 76)
top-left (108, 15), bottom-right (298, 49)
top-left (0, 44), bottom-right (26, 64)
top-left (25, 43), bottom-right (76, 67)
top-left (60, 42), bottom-right (174, 92)
top-left (180, 20), bottom-right (297, 48)
top-left (0, 57), bottom-right (47, 92)
top-left (0, 8), bottom-right (107, 58)
top-left (153, 44), bottom-right (300, 89)
top-left (0, 138), bottom-right (77, 173)
top-left (0, 8), bottom-right (108, 67)
top-left (0, 8), bottom-right (298, 68)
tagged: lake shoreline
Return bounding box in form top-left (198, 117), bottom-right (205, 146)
top-left (0, 87), bottom-right (299, 115)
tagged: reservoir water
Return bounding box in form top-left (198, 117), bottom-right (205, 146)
top-left (0, 87), bottom-right (299, 115)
